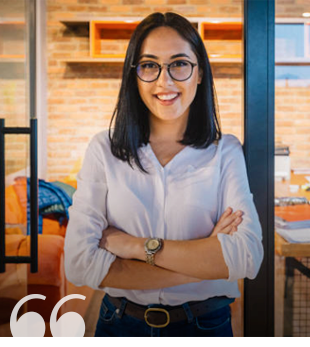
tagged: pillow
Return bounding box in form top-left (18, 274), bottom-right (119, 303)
top-left (5, 185), bottom-right (25, 225)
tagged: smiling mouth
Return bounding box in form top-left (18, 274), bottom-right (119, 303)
top-left (155, 93), bottom-right (180, 102)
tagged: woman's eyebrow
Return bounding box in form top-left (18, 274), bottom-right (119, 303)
top-left (138, 53), bottom-right (191, 60)
top-left (170, 53), bottom-right (191, 59)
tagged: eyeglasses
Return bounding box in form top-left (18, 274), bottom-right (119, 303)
top-left (131, 60), bottom-right (198, 83)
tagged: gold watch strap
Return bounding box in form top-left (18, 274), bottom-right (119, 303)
top-left (146, 253), bottom-right (155, 266)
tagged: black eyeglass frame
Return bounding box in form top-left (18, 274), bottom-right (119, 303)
top-left (131, 60), bottom-right (198, 82)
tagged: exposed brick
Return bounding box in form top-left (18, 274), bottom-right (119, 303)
top-left (78, 0), bottom-right (99, 3)
top-left (144, 0), bottom-right (166, 4)
top-left (167, 0), bottom-right (187, 4)
top-left (45, 0), bottom-right (310, 182)
top-left (109, 5), bottom-right (132, 12)
top-left (123, 0), bottom-right (144, 4)
top-left (98, 0), bottom-right (121, 4)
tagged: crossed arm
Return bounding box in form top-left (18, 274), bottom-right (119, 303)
top-left (99, 207), bottom-right (243, 290)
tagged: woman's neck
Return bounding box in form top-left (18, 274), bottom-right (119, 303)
top-left (149, 114), bottom-right (188, 144)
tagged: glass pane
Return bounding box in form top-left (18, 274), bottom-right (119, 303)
top-left (276, 24), bottom-right (304, 59)
top-left (0, 0), bottom-right (28, 127)
top-left (0, 0), bottom-right (28, 337)
top-left (275, 1), bottom-right (310, 337)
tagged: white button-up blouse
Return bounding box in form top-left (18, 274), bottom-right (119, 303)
top-left (64, 129), bottom-right (264, 306)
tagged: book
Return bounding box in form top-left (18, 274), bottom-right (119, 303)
top-left (275, 204), bottom-right (310, 229)
top-left (276, 227), bottom-right (310, 243)
top-left (292, 168), bottom-right (310, 175)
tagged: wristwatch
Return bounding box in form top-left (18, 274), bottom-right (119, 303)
top-left (144, 238), bottom-right (163, 266)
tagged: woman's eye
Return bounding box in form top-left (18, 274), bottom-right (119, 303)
top-left (140, 62), bottom-right (157, 69)
top-left (171, 60), bottom-right (189, 68)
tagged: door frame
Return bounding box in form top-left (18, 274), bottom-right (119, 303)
top-left (243, 0), bottom-right (275, 337)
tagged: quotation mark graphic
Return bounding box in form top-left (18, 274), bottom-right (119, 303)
top-left (10, 294), bottom-right (86, 337)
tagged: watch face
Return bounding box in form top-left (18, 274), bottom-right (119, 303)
top-left (147, 239), bottom-right (160, 251)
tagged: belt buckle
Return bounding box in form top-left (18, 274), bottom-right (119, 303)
top-left (144, 308), bottom-right (170, 328)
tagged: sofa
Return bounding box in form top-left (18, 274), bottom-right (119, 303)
top-left (3, 175), bottom-right (93, 325)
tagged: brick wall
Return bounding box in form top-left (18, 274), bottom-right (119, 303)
top-left (46, 0), bottom-right (310, 180)
top-left (0, 52), bottom-right (29, 176)
top-left (275, 87), bottom-right (310, 169)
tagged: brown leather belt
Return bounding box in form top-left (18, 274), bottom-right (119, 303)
top-left (105, 294), bottom-right (234, 328)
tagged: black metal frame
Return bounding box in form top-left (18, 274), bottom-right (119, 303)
top-left (0, 120), bottom-right (38, 273)
top-left (0, 0), bottom-right (38, 274)
top-left (284, 258), bottom-right (310, 336)
top-left (243, 0), bottom-right (275, 337)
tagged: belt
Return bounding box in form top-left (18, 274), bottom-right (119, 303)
top-left (105, 294), bottom-right (234, 328)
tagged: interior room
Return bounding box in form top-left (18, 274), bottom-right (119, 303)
top-left (0, 0), bottom-right (309, 337)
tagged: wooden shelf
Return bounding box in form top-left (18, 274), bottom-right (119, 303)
top-left (0, 55), bottom-right (25, 63)
top-left (90, 20), bottom-right (140, 58)
top-left (57, 17), bottom-right (310, 67)
top-left (200, 22), bottom-right (242, 40)
top-left (276, 59), bottom-right (310, 66)
top-left (60, 19), bottom-right (89, 26)
top-left (63, 57), bottom-right (124, 63)
top-left (0, 20), bottom-right (26, 62)
top-left (275, 233), bottom-right (310, 257)
top-left (59, 17), bottom-right (244, 64)
top-left (62, 57), bottom-right (242, 64)
top-left (61, 57), bottom-right (243, 64)
top-left (0, 19), bottom-right (24, 25)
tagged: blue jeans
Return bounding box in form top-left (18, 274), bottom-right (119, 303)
top-left (94, 295), bottom-right (234, 337)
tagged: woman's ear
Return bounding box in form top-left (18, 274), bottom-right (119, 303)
top-left (198, 68), bottom-right (203, 84)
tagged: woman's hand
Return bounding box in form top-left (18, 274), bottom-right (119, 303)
top-left (99, 227), bottom-right (142, 259)
top-left (100, 207), bottom-right (243, 260)
top-left (210, 207), bottom-right (243, 237)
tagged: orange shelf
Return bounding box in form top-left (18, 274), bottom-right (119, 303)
top-left (59, 18), bottom-right (245, 63)
top-left (0, 21), bottom-right (24, 25)
top-left (0, 54), bottom-right (25, 62)
top-left (90, 20), bottom-right (140, 58)
top-left (200, 22), bottom-right (242, 41)
top-left (0, 54), bottom-right (24, 59)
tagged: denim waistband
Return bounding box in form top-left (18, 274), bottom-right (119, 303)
top-left (105, 294), bottom-right (235, 326)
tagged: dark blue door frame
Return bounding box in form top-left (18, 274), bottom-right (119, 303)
top-left (243, 0), bottom-right (275, 337)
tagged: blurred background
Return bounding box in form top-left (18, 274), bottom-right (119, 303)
top-left (0, 0), bottom-right (309, 337)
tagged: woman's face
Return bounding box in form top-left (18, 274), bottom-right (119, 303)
top-left (136, 26), bottom-right (202, 126)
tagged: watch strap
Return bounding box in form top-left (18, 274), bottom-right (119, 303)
top-left (146, 253), bottom-right (155, 266)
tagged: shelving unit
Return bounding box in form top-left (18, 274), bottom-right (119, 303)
top-left (200, 22), bottom-right (242, 40)
top-left (60, 17), bottom-right (243, 64)
top-left (0, 19), bottom-right (25, 62)
top-left (59, 17), bottom-right (310, 66)
top-left (0, 56), bottom-right (25, 62)
top-left (90, 20), bottom-right (140, 59)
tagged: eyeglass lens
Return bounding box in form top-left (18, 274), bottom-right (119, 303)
top-left (136, 61), bottom-right (193, 82)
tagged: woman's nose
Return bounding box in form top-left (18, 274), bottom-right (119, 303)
top-left (156, 66), bottom-right (174, 86)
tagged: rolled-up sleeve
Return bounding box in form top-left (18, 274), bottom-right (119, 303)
top-left (217, 135), bottom-right (264, 282)
top-left (64, 135), bottom-right (116, 289)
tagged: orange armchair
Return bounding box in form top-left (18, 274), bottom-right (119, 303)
top-left (4, 178), bottom-right (70, 322)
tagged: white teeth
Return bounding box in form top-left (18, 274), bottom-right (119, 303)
top-left (157, 93), bottom-right (178, 101)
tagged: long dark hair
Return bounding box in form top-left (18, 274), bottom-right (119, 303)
top-left (109, 12), bottom-right (221, 173)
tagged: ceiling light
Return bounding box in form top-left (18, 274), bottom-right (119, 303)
top-left (302, 12), bottom-right (310, 17)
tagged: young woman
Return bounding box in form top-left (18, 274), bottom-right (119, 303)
top-left (64, 12), bottom-right (264, 337)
